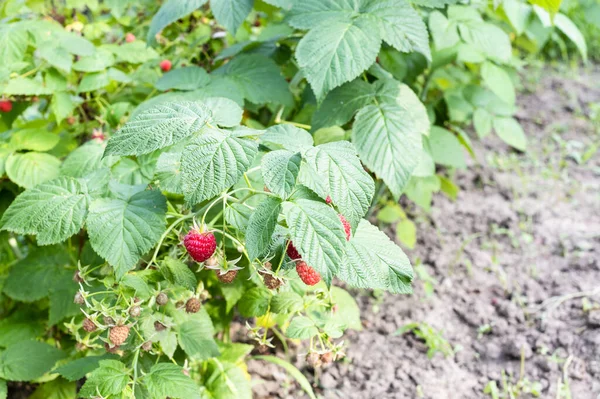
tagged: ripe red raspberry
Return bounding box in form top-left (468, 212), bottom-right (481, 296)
top-left (0, 100), bottom-right (12, 113)
top-left (296, 261), bottom-right (321, 286)
top-left (215, 269), bottom-right (237, 284)
top-left (338, 214), bottom-right (351, 241)
top-left (125, 32), bottom-right (136, 43)
top-left (185, 298), bottom-right (201, 313)
top-left (82, 318), bottom-right (96, 332)
top-left (325, 195), bottom-right (332, 204)
top-left (159, 59), bottom-right (172, 72)
top-left (109, 325), bottom-right (130, 346)
top-left (286, 241), bottom-right (301, 260)
top-left (184, 230), bottom-right (217, 262)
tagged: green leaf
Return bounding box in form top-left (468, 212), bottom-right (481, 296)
top-left (211, 0), bottom-right (254, 34)
top-left (555, 13), bottom-right (587, 61)
top-left (146, 363), bottom-right (202, 399)
top-left (0, 379), bottom-right (6, 399)
top-left (162, 257), bottom-right (197, 291)
top-left (473, 108), bottom-right (492, 138)
top-left (428, 126), bottom-right (466, 169)
top-left (5, 152), bottom-right (61, 189)
top-left (30, 378), bottom-right (76, 399)
top-left (528, 0), bottom-right (561, 15)
top-left (363, 0), bottom-right (431, 60)
top-left (260, 124), bottom-right (314, 152)
top-left (54, 355), bottom-right (116, 382)
top-left (155, 66), bottom-right (211, 91)
top-left (282, 199), bottom-right (346, 285)
top-left (458, 21), bottom-right (512, 63)
top-left (246, 197), bottom-right (282, 260)
top-left (10, 128), bottom-right (59, 152)
top-left (176, 310), bottom-right (220, 361)
top-left (61, 141), bottom-right (118, 178)
top-left (57, 32), bottom-right (95, 56)
top-left (0, 315), bottom-right (44, 347)
top-left (154, 145), bottom-right (184, 193)
top-left (295, 17), bottom-right (380, 102)
top-left (147, 0), bottom-right (208, 44)
top-left (213, 54), bottom-right (293, 106)
top-left (396, 219), bottom-right (417, 249)
top-left (253, 356), bottom-right (317, 399)
top-left (39, 45), bottom-right (72, 73)
top-left (493, 116), bottom-right (527, 151)
top-left (3, 78), bottom-right (52, 96)
top-left (72, 48), bottom-right (115, 72)
top-left (49, 288), bottom-right (80, 325)
top-left (0, 24), bottom-right (28, 66)
top-left (202, 361), bottom-right (251, 399)
top-left (299, 141), bottom-right (374, 227)
top-left (106, 41), bottom-right (159, 63)
top-left (374, 80), bottom-right (430, 135)
top-left (0, 177), bottom-right (89, 245)
top-left (181, 127), bottom-right (258, 205)
top-left (312, 79), bottom-right (376, 130)
top-left (105, 101), bottom-right (211, 156)
top-left (0, 341), bottom-right (65, 382)
top-left (1, 246), bottom-right (71, 302)
top-left (353, 103), bottom-right (421, 199)
top-left (270, 291), bottom-right (303, 314)
top-left (261, 150), bottom-right (301, 199)
top-left (86, 189), bottom-right (167, 278)
top-left (79, 360), bottom-right (130, 398)
top-left (338, 219), bottom-right (413, 293)
top-left (330, 286), bottom-right (362, 330)
top-left (51, 92), bottom-right (77, 124)
top-left (78, 71), bottom-right (110, 92)
top-left (121, 275), bottom-right (153, 299)
top-left (481, 62), bottom-right (515, 105)
top-left (238, 287), bottom-right (271, 317)
top-left (286, 316), bottom-right (318, 339)
top-left (202, 97), bottom-right (244, 127)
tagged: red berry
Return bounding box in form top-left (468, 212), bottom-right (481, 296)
top-left (296, 261), bottom-right (321, 286)
top-left (184, 230), bottom-right (217, 262)
top-left (338, 214), bottom-right (351, 241)
top-left (160, 59), bottom-right (172, 72)
top-left (125, 33), bottom-right (136, 43)
top-left (0, 100), bottom-right (12, 113)
top-left (286, 241), bottom-right (301, 260)
top-left (325, 195), bottom-right (332, 204)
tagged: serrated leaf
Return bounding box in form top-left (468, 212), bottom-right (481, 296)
top-left (270, 291), bottom-right (303, 314)
top-left (5, 152), bottom-right (61, 189)
top-left (181, 127), bottom-right (258, 205)
top-left (0, 24), bottom-right (29, 66)
top-left (39, 45), bottom-right (72, 72)
top-left (146, 363), bottom-right (202, 399)
top-left (79, 360), bottom-right (130, 398)
top-left (78, 71), bottom-right (110, 92)
top-left (296, 17), bottom-right (380, 102)
top-left (261, 150), bottom-right (301, 199)
top-left (225, 202), bottom-right (253, 232)
top-left (211, 0), bottom-right (254, 34)
top-left (162, 257), bottom-right (197, 291)
top-left (121, 274), bottom-right (153, 299)
top-left (353, 102), bottom-right (421, 199)
top-left (299, 141), bottom-right (374, 227)
top-left (282, 199), bottom-right (346, 285)
top-left (458, 21), bottom-right (512, 63)
top-left (154, 145), bottom-right (184, 193)
top-left (51, 92), bottom-right (77, 124)
top-left (1, 177), bottom-right (89, 245)
top-left (54, 355), bottom-right (116, 382)
top-left (86, 190), bottom-right (167, 278)
top-left (3, 78), bottom-right (52, 95)
top-left (0, 341), bottom-right (65, 382)
top-left (49, 288), bottom-right (80, 325)
top-left (107, 41), bottom-right (159, 63)
top-left (0, 315), bottom-right (44, 347)
top-left (246, 197), bottom-right (282, 260)
top-left (212, 54), bottom-right (293, 106)
top-left (176, 310), bottom-right (220, 361)
top-left (428, 126), bottom-right (466, 169)
top-left (155, 66), bottom-right (211, 91)
top-left (238, 287), bottom-right (271, 317)
top-left (312, 79), bottom-right (376, 130)
top-left (10, 128), bottom-right (59, 152)
top-left (330, 287), bottom-right (362, 330)
top-left (147, 0), bottom-right (208, 44)
top-left (73, 48), bottom-right (115, 72)
top-left (338, 219), bottom-right (413, 293)
top-left (1, 246), bottom-right (71, 302)
top-left (374, 79), bottom-right (430, 135)
top-left (61, 141), bottom-right (118, 178)
top-left (29, 378), bottom-right (76, 399)
top-left (203, 361), bottom-right (251, 399)
top-left (202, 97), bottom-right (243, 127)
top-left (286, 316), bottom-right (318, 339)
top-left (287, 1), bottom-right (358, 29)
top-left (105, 101), bottom-right (211, 156)
top-left (493, 116), bottom-right (527, 151)
top-left (260, 124), bottom-right (314, 152)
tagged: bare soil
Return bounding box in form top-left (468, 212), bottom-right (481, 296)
top-left (249, 67), bottom-right (600, 399)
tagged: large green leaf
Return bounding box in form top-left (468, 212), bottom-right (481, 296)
top-left (86, 189), bottom-right (167, 278)
top-left (161, 257), bottom-right (197, 291)
top-left (481, 62), bottom-right (515, 105)
top-left (246, 196), bottom-right (282, 260)
top-left (299, 141), bottom-right (374, 227)
top-left (0, 177), bottom-right (89, 245)
top-left (154, 144), bottom-right (184, 194)
top-left (237, 287), bottom-right (271, 317)
top-left (493, 116), bottom-right (527, 151)
top-left (428, 126), bottom-right (466, 169)
top-left (286, 316), bottom-right (318, 339)
top-left (261, 150), bottom-right (301, 199)
top-left (374, 79), bottom-right (430, 135)
top-left (338, 219), bottom-right (413, 293)
top-left (73, 48), bottom-right (116, 72)
top-left (9, 128), bottom-right (59, 152)
top-left (105, 101), bottom-right (211, 156)
top-left (528, 0), bottom-right (561, 15)
top-left (259, 124), bottom-right (314, 152)
top-left (181, 127), bottom-right (258, 204)
top-left (146, 363), bottom-right (202, 399)
top-left (5, 152), bottom-right (61, 188)
top-left (282, 199), bottom-right (346, 285)
top-left (353, 102), bottom-right (421, 199)
top-left (176, 310), bottom-right (220, 361)
top-left (212, 54), bottom-right (293, 106)
top-left (148, 0), bottom-right (207, 43)
top-left (458, 21), bottom-right (512, 63)
top-left (295, 17), bottom-right (380, 102)
top-left (0, 24), bottom-right (28, 67)
top-left (202, 361), bottom-right (251, 399)
top-left (3, 78), bottom-right (52, 95)
top-left (554, 13), bottom-right (587, 61)
top-left (312, 79), bottom-right (376, 130)
top-left (54, 355), bottom-right (117, 382)
top-left (155, 66), bottom-right (211, 91)
top-left (211, 0), bottom-right (254, 34)
top-left (79, 360), bottom-right (130, 398)
top-left (61, 141), bottom-right (118, 178)
top-left (0, 341), bottom-right (65, 382)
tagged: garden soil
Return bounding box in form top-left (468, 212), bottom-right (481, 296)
top-left (248, 67), bottom-right (600, 399)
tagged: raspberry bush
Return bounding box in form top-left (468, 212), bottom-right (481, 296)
top-left (0, 0), bottom-right (587, 398)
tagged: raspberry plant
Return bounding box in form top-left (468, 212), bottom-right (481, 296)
top-left (0, 0), bottom-right (586, 398)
